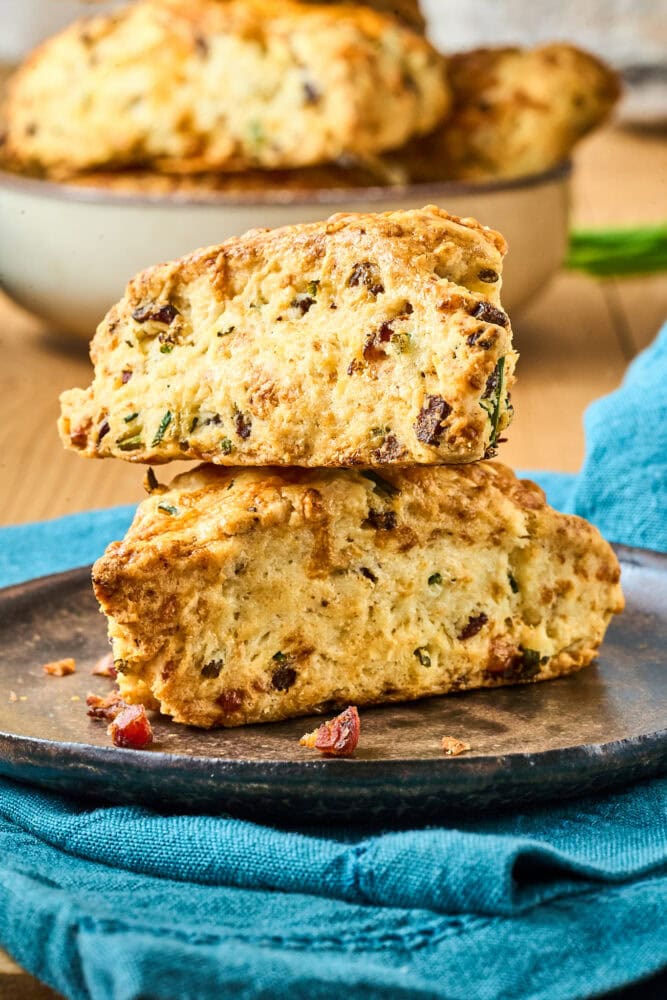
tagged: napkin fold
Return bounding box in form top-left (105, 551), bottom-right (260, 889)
top-left (0, 322), bottom-right (666, 1000)
top-left (0, 776), bottom-right (665, 1000)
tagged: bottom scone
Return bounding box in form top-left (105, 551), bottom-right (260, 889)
top-left (93, 463), bottom-right (624, 728)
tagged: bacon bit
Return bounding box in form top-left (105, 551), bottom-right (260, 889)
top-left (300, 706), bottom-right (360, 757)
top-left (8, 691), bottom-right (17, 702)
top-left (107, 704), bottom-right (153, 750)
top-left (471, 301), bottom-right (508, 327)
top-left (371, 433), bottom-right (404, 463)
top-left (69, 429), bottom-right (89, 449)
top-left (458, 612), bottom-right (489, 641)
top-left (42, 658), bottom-right (76, 677)
top-left (86, 689), bottom-right (126, 721)
top-left (487, 637), bottom-right (519, 675)
top-left (414, 395), bottom-right (452, 446)
top-left (216, 688), bottom-right (246, 714)
top-left (441, 736), bottom-right (471, 757)
top-left (91, 652), bottom-right (117, 678)
top-left (234, 409), bottom-right (252, 439)
top-left (364, 509), bottom-right (397, 531)
top-left (132, 302), bottom-right (179, 325)
top-left (362, 322), bottom-right (394, 361)
top-left (348, 261), bottom-right (384, 296)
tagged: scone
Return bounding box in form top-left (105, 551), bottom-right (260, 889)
top-left (92, 462), bottom-right (624, 728)
top-left (59, 206), bottom-right (517, 468)
top-left (397, 44), bottom-right (620, 182)
top-left (316, 0), bottom-right (426, 32)
top-left (2, 0), bottom-right (447, 176)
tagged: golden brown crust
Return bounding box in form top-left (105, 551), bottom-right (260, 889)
top-left (93, 462), bottom-right (624, 728)
top-left (315, 0), bottom-right (425, 32)
top-left (59, 206), bottom-right (516, 468)
top-left (3, 0), bottom-right (447, 176)
top-left (392, 43), bottom-right (621, 182)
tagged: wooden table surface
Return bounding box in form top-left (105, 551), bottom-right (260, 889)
top-left (0, 125), bottom-right (666, 996)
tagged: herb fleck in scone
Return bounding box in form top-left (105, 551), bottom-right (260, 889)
top-left (2, 0), bottom-right (447, 177)
top-left (59, 206), bottom-right (517, 468)
top-left (92, 463), bottom-right (624, 728)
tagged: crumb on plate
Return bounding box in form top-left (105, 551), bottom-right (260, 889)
top-left (42, 657), bottom-right (76, 677)
top-left (86, 689), bottom-right (126, 721)
top-left (300, 705), bottom-right (360, 757)
top-left (91, 652), bottom-right (116, 678)
top-left (441, 736), bottom-right (471, 756)
top-left (107, 704), bottom-right (153, 749)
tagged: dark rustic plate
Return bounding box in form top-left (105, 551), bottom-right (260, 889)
top-left (0, 545), bottom-right (665, 822)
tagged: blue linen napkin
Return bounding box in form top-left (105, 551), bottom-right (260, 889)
top-left (0, 324), bottom-right (666, 1000)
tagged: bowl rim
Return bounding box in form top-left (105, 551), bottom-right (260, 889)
top-left (0, 160), bottom-right (572, 208)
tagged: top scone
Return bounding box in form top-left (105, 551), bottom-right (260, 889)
top-left (59, 206), bottom-right (517, 468)
top-left (2, 0), bottom-right (447, 176)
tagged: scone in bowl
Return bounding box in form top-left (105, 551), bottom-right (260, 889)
top-left (0, 163), bottom-right (570, 340)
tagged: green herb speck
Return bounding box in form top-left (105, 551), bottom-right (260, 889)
top-left (146, 468), bottom-right (159, 492)
top-left (509, 573), bottom-right (519, 594)
top-left (272, 652), bottom-right (288, 663)
top-left (152, 411), bottom-right (172, 446)
top-left (307, 280), bottom-right (320, 297)
top-left (520, 648), bottom-right (542, 676)
top-left (189, 416), bottom-right (199, 433)
top-left (392, 331), bottom-right (411, 353)
top-left (479, 356), bottom-right (506, 450)
top-left (414, 647), bottom-right (431, 667)
top-left (361, 470), bottom-right (400, 499)
top-left (124, 412), bottom-right (139, 424)
top-left (116, 434), bottom-right (142, 451)
top-left (157, 502), bottom-right (178, 516)
top-left (428, 572), bottom-right (442, 587)
top-left (248, 120), bottom-right (265, 147)
top-left (160, 343), bottom-right (174, 354)
top-left (220, 438), bottom-right (233, 455)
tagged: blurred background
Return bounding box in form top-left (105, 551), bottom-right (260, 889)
top-left (2, 0), bottom-right (665, 125)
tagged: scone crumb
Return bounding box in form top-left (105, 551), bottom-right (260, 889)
top-left (8, 691), bottom-right (18, 703)
top-left (300, 706), bottom-right (360, 757)
top-left (42, 657), bottom-right (76, 677)
top-left (107, 704), bottom-right (153, 750)
top-left (441, 736), bottom-right (471, 756)
top-left (86, 689), bottom-right (126, 721)
top-left (92, 652), bottom-right (117, 678)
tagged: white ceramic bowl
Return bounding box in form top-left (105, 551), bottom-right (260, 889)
top-left (0, 164), bottom-right (570, 340)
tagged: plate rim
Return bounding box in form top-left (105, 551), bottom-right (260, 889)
top-left (0, 160), bottom-right (573, 209)
top-left (0, 542), bottom-right (665, 774)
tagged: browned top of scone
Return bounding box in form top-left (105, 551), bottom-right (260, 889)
top-left (58, 205), bottom-right (515, 468)
top-left (3, 0), bottom-right (446, 177)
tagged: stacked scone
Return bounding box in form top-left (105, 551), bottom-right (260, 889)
top-left (59, 206), bottom-right (624, 728)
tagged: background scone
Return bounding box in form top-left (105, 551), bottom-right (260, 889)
top-left (397, 44), bottom-right (620, 182)
top-left (2, 0), bottom-right (447, 177)
top-left (59, 206), bottom-right (517, 468)
top-left (93, 462), bottom-right (624, 728)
